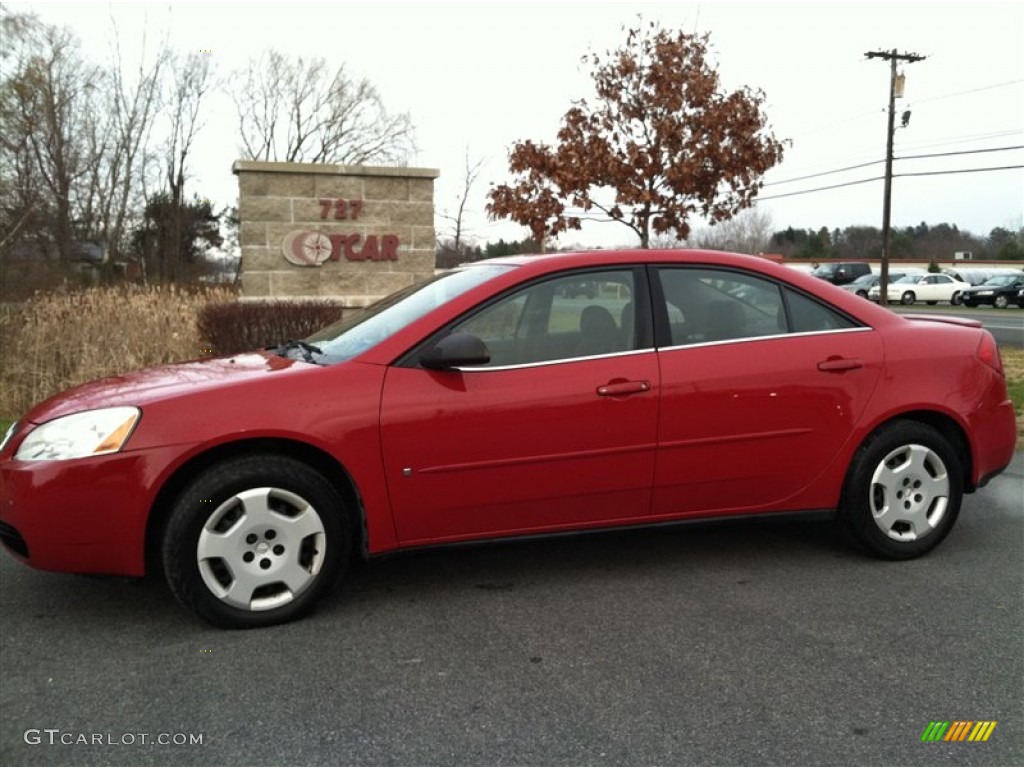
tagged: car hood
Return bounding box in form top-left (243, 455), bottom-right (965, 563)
top-left (23, 352), bottom-right (312, 424)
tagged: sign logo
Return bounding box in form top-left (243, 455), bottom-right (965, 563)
top-left (282, 231), bottom-right (333, 266)
top-left (920, 721), bottom-right (997, 742)
top-left (281, 231), bottom-right (400, 266)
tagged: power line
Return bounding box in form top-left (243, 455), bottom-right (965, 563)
top-left (756, 176), bottom-right (884, 201)
top-left (896, 128), bottom-right (1023, 152)
top-left (895, 164), bottom-right (1024, 178)
top-left (763, 144), bottom-right (1022, 188)
top-left (787, 79), bottom-right (1023, 142)
top-left (914, 78), bottom-right (1024, 105)
top-left (754, 163), bottom-right (1023, 202)
top-left (763, 159), bottom-right (883, 187)
top-left (777, 128), bottom-right (1022, 178)
top-left (898, 144), bottom-right (1024, 161)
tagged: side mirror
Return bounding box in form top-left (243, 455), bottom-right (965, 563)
top-left (420, 332), bottom-right (490, 370)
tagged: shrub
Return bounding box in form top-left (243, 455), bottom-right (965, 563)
top-left (0, 285), bottom-right (234, 418)
top-left (197, 300), bottom-right (343, 356)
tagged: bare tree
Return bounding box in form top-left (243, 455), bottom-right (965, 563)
top-left (690, 208), bottom-right (775, 254)
top-left (2, 16), bottom-right (105, 263)
top-left (98, 19), bottom-right (168, 260)
top-left (156, 50), bottom-right (214, 280)
top-left (437, 147), bottom-right (485, 265)
top-left (230, 49), bottom-right (415, 165)
top-left (0, 10), bottom-right (167, 265)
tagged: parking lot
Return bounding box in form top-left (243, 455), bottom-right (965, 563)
top-left (1, 453), bottom-right (1021, 766)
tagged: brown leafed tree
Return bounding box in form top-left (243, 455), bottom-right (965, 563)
top-left (487, 23), bottom-right (787, 248)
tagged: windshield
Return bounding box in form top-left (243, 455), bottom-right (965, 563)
top-left (299, 265), bottom-right (514, 364)
top-left (982, 275), bottom-right (1021, 286)
top-left (812, 264), bottom-right (837, 277)
top-left (850, 273), bottom-right (876, 286)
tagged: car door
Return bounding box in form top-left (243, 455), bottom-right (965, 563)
top-left (379, 267), bottom-right (660, 545)
top-left (925, 274), bottom-right (949, 301)
top-left (651, 266), bottom-right (883, 517)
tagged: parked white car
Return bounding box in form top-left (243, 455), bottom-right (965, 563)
top-left (839, 269), bottom-right (927, 298)
top-left (868, 273), bottom-right (970, 305)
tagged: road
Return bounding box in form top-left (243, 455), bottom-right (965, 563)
top-left (891, 305), bottom-right (1024, 349)
top-left (1, 455), bottom-right (1021, 766)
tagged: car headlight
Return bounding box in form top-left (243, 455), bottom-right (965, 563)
top-left (14, 407), bottom-right (141, 461)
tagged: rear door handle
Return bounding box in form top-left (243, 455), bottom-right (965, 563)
top-left (597, 380), bottom-right (652, 396)
top-left (817, 357), bottom-right (863, 372)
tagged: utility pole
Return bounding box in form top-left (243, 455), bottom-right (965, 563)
top-left (865, 49), bottom-right (926, 306)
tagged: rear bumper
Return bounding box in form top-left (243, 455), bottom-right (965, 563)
top-left (968, 398), bottom-right (1017, 491)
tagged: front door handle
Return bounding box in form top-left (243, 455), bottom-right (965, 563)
top-left (817, 357), bottom-right (863, 372)
top-left (597, 380), bottom-right (652, 396)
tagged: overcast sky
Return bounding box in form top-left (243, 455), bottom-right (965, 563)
top-left (19, 0), bottom-right (1024, 249)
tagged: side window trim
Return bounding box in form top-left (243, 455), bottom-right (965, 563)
top-left (655, 325), bottom-right (874, 353)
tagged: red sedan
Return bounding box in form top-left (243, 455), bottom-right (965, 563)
top-left (0, 251), bottom-right (1016, 627)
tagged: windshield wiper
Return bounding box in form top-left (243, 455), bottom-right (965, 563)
top-left (270, 339), bottom-right (324, 364)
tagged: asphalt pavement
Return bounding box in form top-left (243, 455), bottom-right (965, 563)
top-left (1, 454), bottom-right (1022, 766)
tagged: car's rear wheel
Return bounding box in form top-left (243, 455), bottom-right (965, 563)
top-left (900, 291), bottom-right (916, 305)
top-left (994, 295), bottom-right (1009, 309)
top-left (839, 421), bottom-right (962, 559)
top-left (162, 454), bottom-right (349, 628)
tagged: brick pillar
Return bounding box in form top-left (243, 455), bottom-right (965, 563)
top-left (233, 161), bottom-right (439, 306)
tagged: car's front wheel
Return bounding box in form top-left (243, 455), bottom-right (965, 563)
top-left (162, 454), bottom-right (350, 628)
top-left (950, 292), bottom-right (962, 306)
top-left (994, 295), bottom-right (1009, 309)
top-left (900, 291), bottom-right (916, 305)
top-left (839, 421), bottom-right (962, 559)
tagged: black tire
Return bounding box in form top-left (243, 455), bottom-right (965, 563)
top-left (994, 295), bottom-right (1009, 309)
top-left (162, 454), bottom-right (350, 628)
top-left (838, 420), bottom-right (962, 560)
top-left (900, 291), bottom-right (915, 306)
top-left (950, 292), bottom-right (962, 306)
top-left (856, 290), bottom-right (868, 298)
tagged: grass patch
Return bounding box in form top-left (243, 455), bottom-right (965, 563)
top-left (1000, 347), bottom-right (1024, 448)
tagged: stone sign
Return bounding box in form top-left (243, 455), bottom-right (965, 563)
top-left (233, 161), bottom-right (439, 306)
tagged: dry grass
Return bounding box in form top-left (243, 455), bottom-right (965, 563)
top-left (1000, 347), bottom-right (1024, 447)
top-left (0, 285), bottom-right (234, 418)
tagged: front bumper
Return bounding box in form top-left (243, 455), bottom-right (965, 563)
top-left (0, 444), bottom-right (187, 577)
